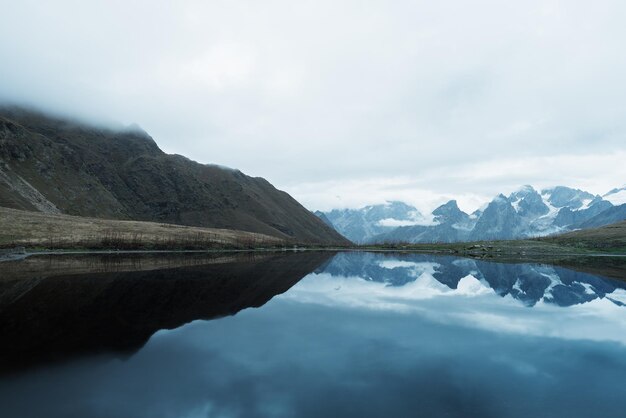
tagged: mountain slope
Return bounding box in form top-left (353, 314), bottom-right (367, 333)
top-left (470, 194), bottom-right (522, 240)
top-left (0, 106), bottom-right (349, 245)
top-left (553, 197), bottom-right (613, 227)
top-left (0, 206), bottom-right (284, 249)
top-left (541, 219), bottom-right (626, 251)
top-left (314, 210), bottom-right (336, 229)
top-left (576, 204), bottom-right (626, 229)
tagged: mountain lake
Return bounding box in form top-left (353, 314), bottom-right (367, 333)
top-left (1, 251), bottom-right (626, 418)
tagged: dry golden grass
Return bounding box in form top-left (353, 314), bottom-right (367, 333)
top-left (0, 207), bottom-right (284, 250)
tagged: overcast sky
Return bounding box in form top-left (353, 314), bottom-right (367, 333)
top-left (1, 0), bottom-right (625, 213)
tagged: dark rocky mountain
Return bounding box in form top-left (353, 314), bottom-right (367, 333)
top-left (314, 210), bottom-right (335, 229)
top-left (0, 106), bottom-right (348, 245)
top-left (320, 185), bottom-right (623, 244)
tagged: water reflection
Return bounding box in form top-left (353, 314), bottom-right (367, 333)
top-left (0, 251), bottom-right (332, 372)
top-left (320, 252), bottom-right (626, 306)
top-left (1, 251), bottom-right (626, 418)
top-left (286, 252), bottom-right (626, 345)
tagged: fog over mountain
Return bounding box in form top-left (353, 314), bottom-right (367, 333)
top-left (1, 1), bottom-right (626, 212)
top-left (0, 107), bottom-right (349, 245)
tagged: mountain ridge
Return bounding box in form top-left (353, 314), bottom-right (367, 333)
top-left (318, 185), bottom-right (625, 244)
top-left (0, 106), bottom-right (350, 245)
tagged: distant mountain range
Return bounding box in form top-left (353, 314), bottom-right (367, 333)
top-left (315, 201), bottom-right (424, 244)
top-left (0, 106), bottom-right (348, 245)
top-left (317, 185), bottom-right (626, 243)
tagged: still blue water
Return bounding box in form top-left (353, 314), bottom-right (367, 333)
top-left (1, 252), bottom-right (626, 417)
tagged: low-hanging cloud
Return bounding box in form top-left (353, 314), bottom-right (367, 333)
top-left (1, 0), bottom-right (625, 211)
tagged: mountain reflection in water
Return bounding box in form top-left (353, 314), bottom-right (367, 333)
top-left (0, 251), bottom-right (333, 372)
top-left (320, 252), bottom-right (626, 307)
top-left (1, 251), bottom-right (626, 418)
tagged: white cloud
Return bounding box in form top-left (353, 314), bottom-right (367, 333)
top-left (604, 188), bottom-right (626, 206)
top-left (1, 0), bottom-right (624, 210)
top-left (377, 260), bottom-right (440, 276)
top-left (377, 218), bottom-right (437, 227)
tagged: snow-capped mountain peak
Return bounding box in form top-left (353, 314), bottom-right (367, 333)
top-left (541, 186), bottom-right (596, 210)
top-left (317, 185), bottom-right (622, 244)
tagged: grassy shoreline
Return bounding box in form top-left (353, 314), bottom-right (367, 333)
top-left (359, 241), bottom-right (626, 257)
top-left (1, 207), bottom-right (625, 262)
top-left (3, 245), bottom-right (625, 283)
top-left (0, 207), bottom-right (290, 251)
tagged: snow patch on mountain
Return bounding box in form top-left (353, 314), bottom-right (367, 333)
top-left (575, 282), bottom-right (597, 295)
top-left (578, 198), bottom-right (593, 211)
top-left (512, 279), bottom-right (526, 295)
top-left (539, 194), bottom-right (560, 218)
top-left (540, 272), bottom-right (563, 301)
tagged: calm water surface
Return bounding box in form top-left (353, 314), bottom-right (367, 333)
top-left (1, 251), bottom-right (626, 418)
